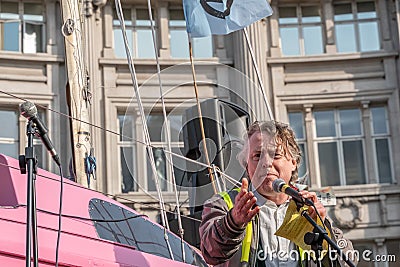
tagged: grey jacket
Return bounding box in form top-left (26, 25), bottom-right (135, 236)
top-left (199, 190), bottom-right (358, 267)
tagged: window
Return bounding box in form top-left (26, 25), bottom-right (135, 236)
top-left (279, 5), bottom-right (324, 56)
top-left (118, 112), bottom-right (137, 192)
top-left (113, 8), bottom-right (156, 59)
top-left (89, 198), bottom-right (208, 266)
top-left (0, 109), bottom-right (19, 158)
top-left (147, 112), bottom-right (189, 192)
top-left (371, 107), bottom-right (393, 183)
top-left (334, 1), bottom-right (380, 53)
top-left (169, 9), bottom-right (213, 58)
top-left (0, 1), bottom-right (45, 53)
top-left (118, 111), bottom-right (189, 193)
top-left (288, 105), bottom-right (393, 187)
top-left (0, 107), bottom-right (47, 169)
top-left (32, 109), bottom-right (47, 169)
top-left (288, 112), bottom-right (308, 182)
top-left (314, 109), bottom-right (366, 186)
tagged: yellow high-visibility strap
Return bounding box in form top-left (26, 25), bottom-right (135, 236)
top-left (240, 223), bottom-right (252, 262)
top-left (219, 191), bottom-right (234, 210)
top-left (299, 246), bottom-right (305, 267)
top-left (219, 189), bottom-right (252, 263)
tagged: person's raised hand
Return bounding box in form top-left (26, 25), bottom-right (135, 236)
top-left (230, 178), bottom-right (260, 228)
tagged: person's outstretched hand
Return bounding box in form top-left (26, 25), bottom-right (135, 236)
top-left (230, 178), bottom-right (260, 228)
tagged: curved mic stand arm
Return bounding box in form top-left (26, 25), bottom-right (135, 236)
top-left (300, 210), bottom-right (356, 267)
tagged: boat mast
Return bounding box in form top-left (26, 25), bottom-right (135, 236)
top-left (60, 0), bottom-right (94, 188)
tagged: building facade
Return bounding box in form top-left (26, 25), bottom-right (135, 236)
top-left (0, 0), bottom-right (399, 266)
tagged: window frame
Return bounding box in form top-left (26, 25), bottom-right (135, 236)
top-left (288, 104), bottom-right (394, 188)
top-left (333, 0), bottom-right (381, 53)
top-left (313, 108), bottom-right (367, 186)
top-left (0, 105), bottom-right (47, 169)
top-left (0, 107), bottom-right (20, 158)
top-left (168, 7), bottom-right (213, 59)
top-left (145, 111), bottom-right (186, 192)
top-left (113, 6), bottom-right (157, 59)
top-left (168, 8), bottom-right (190, 59)
top-left (0, 0), bottom-right (46, 53)
top-left (369, 106), bottom-right (394, 183)
top-left (288, 111), bottom-right (309, 183)
top-left (278, 4), bottom-right (325, 56)
top-left (117, 111), bottom-right (138, 192)
top-left (117, 108), bottom-right (188, 193)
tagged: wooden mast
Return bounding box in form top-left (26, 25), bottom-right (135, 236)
top-left (60, 0), bottom-right (94, 188)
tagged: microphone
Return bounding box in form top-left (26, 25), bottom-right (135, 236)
top-left (20, 101), bottom-right (61, 166)
top-left (272, 178), bottom-right (313, 206)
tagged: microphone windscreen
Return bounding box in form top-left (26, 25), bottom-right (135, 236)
top-left (272, 178), bottom-right (285, 193)
top-left (19, 101), bottom-right (37, 119)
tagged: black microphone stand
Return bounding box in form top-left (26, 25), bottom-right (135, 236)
top-left (298, 206), bottom-right (356, 267)
top-left (19, 120), bottom-right (39, 267)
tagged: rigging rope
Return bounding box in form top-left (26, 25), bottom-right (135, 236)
top-left (243, 27), bottom-right (274, 120)
top-left (0, 90), bottom-right (223, 180)
top-left (0, 159), bottom-right (203, 223)
top-left (114, 0), bottom-right (174, 260)
top-left (146, 0), bottom-right (186, 261)
top-left (188, 38), bottom-right (218, 195)
top-left (0, 160), bottom-right (226, 226)
top-left (0, 26), bottom-right (274, 239)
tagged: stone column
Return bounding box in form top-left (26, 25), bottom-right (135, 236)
top-left (158, 4), bottom-right (170, 58)
top-left (304, 105), bottom-right (318, 188)
top-left (361, 101), bottom-right (376, 184)
top-left (103, 4), bottom-right (114, 57)
top-left (232, 20), bottom-right (272, 122)
top-left (322, 0), bottom-right (336, 54)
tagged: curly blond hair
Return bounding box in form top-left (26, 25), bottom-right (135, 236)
top-left (237, 120), bottom-right (302, 182)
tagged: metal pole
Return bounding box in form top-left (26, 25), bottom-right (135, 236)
top-left (23, 120), bottom-right (38, 267)
top-left (301, 210), bottom-right (356, 267)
